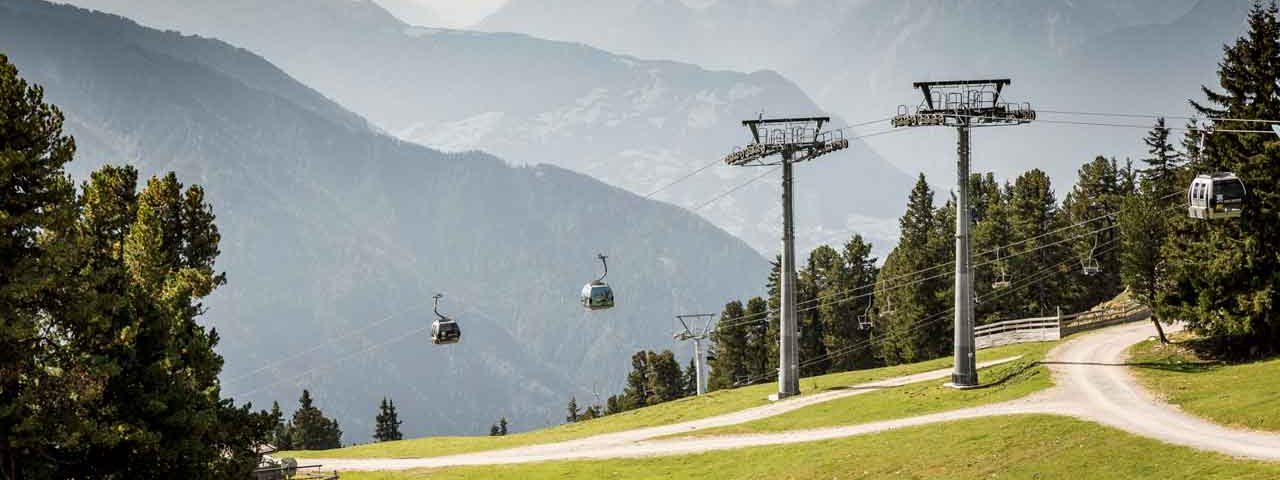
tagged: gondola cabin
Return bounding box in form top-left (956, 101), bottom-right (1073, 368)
top-left (581, 281), bottom-right (615, 310)
top-left (431, 319), bottom-right (461, 345)
top-left (1188, 173), bottom-right (1246, 220)
top-left (430, 293), bottom-right (461, 345)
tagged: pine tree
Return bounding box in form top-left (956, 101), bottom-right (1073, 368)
top-left (797, 246), bottom-right (834, 375)
top-left (499, 417), bottom-right (508, 435)
top-left (683, 356), bottom-right (698, 396)
top-left (0, 55), bottom-right (274, 478)
top-left (270, 401), bottom-right (294, 451)
top-left (972, 174), bottom-right (1013, 323)
top-left (290, 390), bottom-right (342, 450)
top-left (742, 296), bottom-right (771, 381)
top-left (1166, 1), bottom-right (1280, 354)
top-left (878, 174), bottom-right (949, 364)
top-left (1006, 169), bottom-right (1066, 317)
top-left (708, 300), bottom-right (748, 390)
top-left (489, 423), bottom-right (500, 436)
top-left (1061, 156), bottom-right (1126, 311)
top-left (1141, 118), bottom-right (1181, 202)
top-left (1120, 180), bottom-right (1171, 343)
top-left (605, 395), bottom-right (623, 415)
top-left (373, 397), bottom-right (403, 442)
top-left (622, 352), bottom-right (650, 409)
top-left (822, 234), bottom-right (878, 372)
top-left (646, 350), bottom-right (685, 404)
top-left (565, 396), bottom-right (580, 423)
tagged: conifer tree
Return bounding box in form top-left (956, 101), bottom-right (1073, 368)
top-left (565, 396), bottom-right (580, 423)
top-left (489, 423), bottom-right (500, 436)
top-left (605, 395), bottom-right (623, 415)
top-left (709, 300), bottom-right (748, 389)
top-left (1006, 169), bottom-right (1066, 317)
top-left (290, 390), bottom-right (342, 450)
top-left (1061, 156), bottom-right (1126, 310)
top-left (742, 296), bottom-right (771, 381)
top-left (820, 234), bottom-right (878, 371)
top-left (270, 401), bottom-right (294, 451)
top-left (1120, 180), bottom-right (1171, 344)
top-left (622, 352), bottom-right (650, 409)
top-left (683, 356), bottom-right (699, 396)
top-left (373, 397), bottom-right (403, 442)
top-left (499, 417), bottom-right (508, 435)
top-left (646, 350), bottom-right (685, 404)
top-left (878, 175), bottom-right (949, 364)
top-left (1166, 1), bottom-right (1280, 354)
top-left (1141, 118), bottom-right (1181, 202)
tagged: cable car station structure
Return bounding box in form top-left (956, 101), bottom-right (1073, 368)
top-left (892, 79), bottom-right (1035, 387)
top-left (724, 116), bottom-right (849, 399)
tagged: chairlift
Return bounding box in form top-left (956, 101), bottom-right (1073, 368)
top-left (880, 295), bottom-right (896, 317)
top-left (991, 246), bottom-right (1011, 290)
top-left (581, 254), bottom-right (616, 311)
top-left (1188, 173), bottom-right (1246, 220)
top-left (857, 303), bottom-right (874, 330)
top-left (430, 293), bottom-right (461, 345)
top-left (1081, 236), bottom-right (1102, 276)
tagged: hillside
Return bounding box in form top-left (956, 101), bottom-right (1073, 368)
top-left (478, 0), bottom-right (1250, 196)
top-left (55, 0), bottom-right (914, 257)
top-left (0, 0), bottom-right (769, 439)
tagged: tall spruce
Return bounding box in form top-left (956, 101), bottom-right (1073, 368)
top-left (373, 397), bottom-right (403, 442)
top-left (821, 235), bottom-right (878, 371)
top-left (682, 356), bottom-right (698, 396)
top-left (1141, 118), bottom-right (1181, 202)
top-left (290, 390), bottom-right (342, 450)
top-left (645, 350), bottom-right (685, 404)
top-left (1061, 156), bottom-right (1127, 310)
top-left (1167, 1), bottom-right (1280, 354)
top-left (1006, 169), bottom-right (1067, 317)
top-left (0, 54), bottom-right (272, 478)
top-left (708, 300), bottom-right (748, 390)
top-left (565, 396), bottom-right (580, 423)
top-left (1119, 180), bottom-right (1172, 344)
top-left (742, 296), bottom-right (771, 381)
top-left (878, 175), bottom-right (949, 364)
top-left (499, 417), bottom-right (509, 435)
top-left (270, 401), bottom-right (294, 451)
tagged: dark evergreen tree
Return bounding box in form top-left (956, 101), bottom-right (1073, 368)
top-left (797, 246), bottom-right (835, 375)
top-left (820, 234), bottom-right (879, 371)
top-left (1061, 156), bottom-right (1126, 311)
top-left (499, 416), bottom-right (509, 435)
top-left (742, 296), bottom-right (771, 381)
top-left (878, 174), bottom-right (949, 364)
top-left (683, 356), bottom-right (699, 396)
top-left (1120, 180), bottom-right (1172, 344)
top-left (270, 401), bottom-right (294, 451)
top-left (605, 395), bottom-right (623, 415)
top-left (0, 55), bottom-right (273, 478)
top-left (621, 352), bottom-right (650, 409)
top-left (646, 350), bottom-right (685, 404)
top-left (290, 390), bottom-right (342, 450)
top-left (565, 396), bottom-right (580, 423)
top-left (708, 300), bottom-right (748, 390)
top-left (373, 397), bottom-right (403, 442)
top-left (1006, 169), bottom-right (1067, 317)
top-left (489, 423), bottom-right (500, 436)
top-left (972, 174), bottom-right (1014, 323)
top-left (1140, 117), bottom-right (1181, 202)
top-left (1166, 1), bottom-right (1280, 354)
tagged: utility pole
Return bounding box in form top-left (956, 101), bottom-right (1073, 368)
top-left (673, 313), bottom-right (716, 396)
top-left (724, 116), bottom-right (848, 400)
top-left (892, 79), bottom-right (1034, 388)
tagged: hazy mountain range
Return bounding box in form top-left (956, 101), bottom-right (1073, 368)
top-left (56, 0), bottom-right (915, 257)
top-left (479, 0), bottom-right (1252, 197)
top-left (1, 0), bottom-right (769, 438)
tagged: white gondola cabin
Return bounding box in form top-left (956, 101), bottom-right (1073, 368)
top-left (1188, 173), bottom-right (1246, 220)
top-left (582, 254), bottom-right (616, 311)
top-left (430, 293), bottom-right (461, 345)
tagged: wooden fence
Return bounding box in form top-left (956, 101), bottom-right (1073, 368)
top-left (974, 304), bottom-right (1151, 349)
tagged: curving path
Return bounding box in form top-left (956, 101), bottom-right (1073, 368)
top-left (299, 321), bottom-right (1280, 471)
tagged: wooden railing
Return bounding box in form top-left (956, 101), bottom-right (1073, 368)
top-left (974, 304), bottom-right (1151, 349)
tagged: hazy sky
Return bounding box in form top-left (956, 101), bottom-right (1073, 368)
top-left (375, 0), bottom-right (508, 27)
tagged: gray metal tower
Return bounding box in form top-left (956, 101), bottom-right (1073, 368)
top-left (673, 313), bottom-right (716, 396)
top-left (892, 79), bottom-right (1034, 388)
top-left (724, 116), bottom-right (848, 399)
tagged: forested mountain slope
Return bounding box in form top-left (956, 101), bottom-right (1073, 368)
top-left (0, 0), bottom-right (767, 439)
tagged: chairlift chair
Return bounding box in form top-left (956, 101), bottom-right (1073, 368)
top-left (430, 293), bottom-right (461, 345)
top-left (1080, 236), bottom-right (1102, 276)
top-left (991, 246), bottom-right (1012, 289)
top-left (857, 303), bottom-right (874, 330)
top-left (1188, 173), bottom-right (1246, 220)
top-left (581, 254), bottom-right (616, 311)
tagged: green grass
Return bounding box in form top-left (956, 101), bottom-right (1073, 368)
top-left (676, 342), bottom-right (1054, 437)
top-left (282, 342), bottom-right (1047, 460)
top-left (1128, 335), bottom-right (1280, 431)
top-left (338, 415), bottom-right (1280, 480)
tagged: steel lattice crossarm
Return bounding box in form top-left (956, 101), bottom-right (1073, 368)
top-left (892, 79), bottom-right (1036, 128)
top-left (723, 116), bottom-right (849, 166)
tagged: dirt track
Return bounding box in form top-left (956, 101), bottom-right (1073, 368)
top-left (298, 321), bottom-right (1280, 471)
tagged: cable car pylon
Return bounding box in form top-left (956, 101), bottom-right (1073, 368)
top-left (673, 313), bottom-right (716, 396)
top-left (893, 78), bottom-right (1035, 388)
top-left (724, 115), bottom-right (848, 400)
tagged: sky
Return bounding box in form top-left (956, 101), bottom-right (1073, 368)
top-left (374, 0), bottom-right (508, 28)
